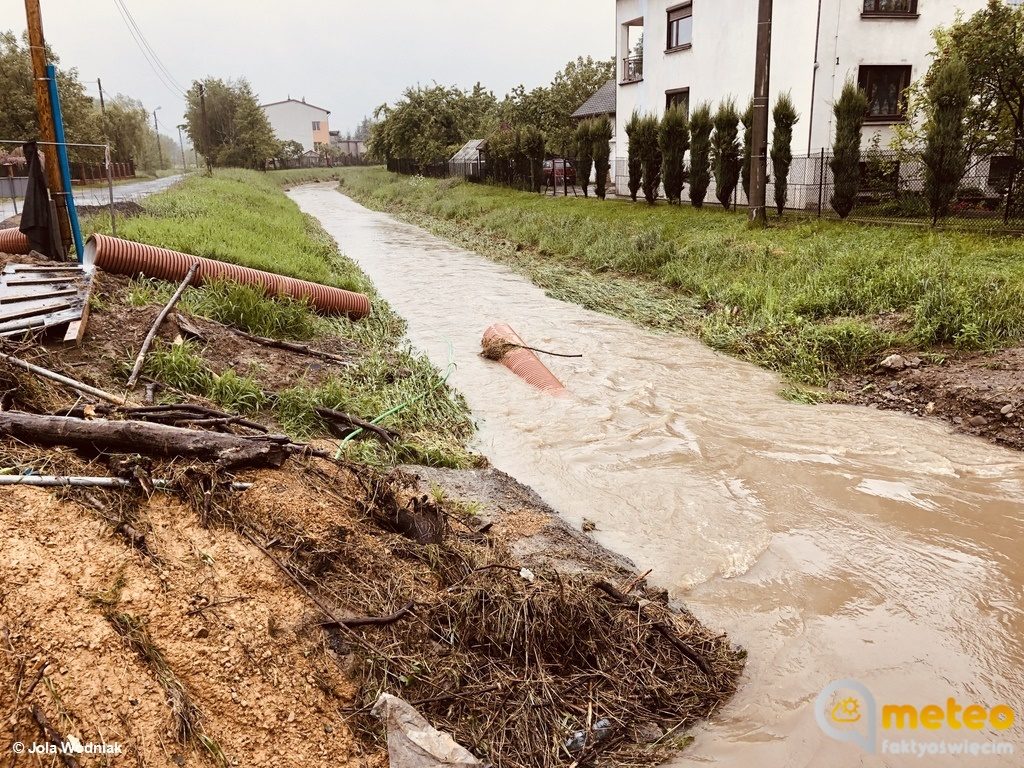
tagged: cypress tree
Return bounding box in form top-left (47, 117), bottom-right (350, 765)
top-left (688, 103), bottom-right (713, 208)
top-left (741, 100), bottom-right (754, 201)
top-left (575, 120), bottom-right (594, 197)
top-left (770, 93), bottom-right (799, 215)
top-left (640, 115), bottom-right (663, 204)
top-left (591, 116), bottom-right (613, 199)
top-left (625, 112), bottom-right (643, 202)
top-left (829, 81), bottom-right (868, 219)
top-left (712, 99), bottom-right (741, 209)
top-left (659, 105), bottom-right (690, 204)
top-left (922, 56), bottom-right (970, 224)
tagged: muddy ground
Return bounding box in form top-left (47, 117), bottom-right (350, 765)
top-left (0, 253), bottom-right (742, 767)
top-left (837, 347), bottom-right (1024, 451)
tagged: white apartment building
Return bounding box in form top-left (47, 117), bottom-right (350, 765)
top-left (260, 98), bottom-right (331, 152)
top-left (613, 0), bottom-right (990, 199)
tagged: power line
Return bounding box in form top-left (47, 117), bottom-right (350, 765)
top-left (114, 0), bottom-right (188, 94)
top-left (111, 0), bottom-right (186, 99)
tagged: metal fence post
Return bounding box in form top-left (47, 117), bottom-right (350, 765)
top-left (817, 147), bottom-right (825, 218)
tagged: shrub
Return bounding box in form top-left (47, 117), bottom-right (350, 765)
top-left (659, 105), bottom-right (690, 204)
top-left (574, 120), bottom-right (594, 197)
top-left (829, 82), bottom-right (868, 218)
top-left (922, 56), bottom-right (970, 224)
top-left (712, 100), bottom-right (742, 210)
top-left (522, 125), bottom-right (547, 193)
top-left (591, 117), bottom-right (613, 199)
top-left (638, 115), bottom-right (663, 205)
top-left (625, 112), bottom-right (643, 202)
top-left (771, 93), bottom-right (799, 215)
top-left (688, 103), bottom-right (713, 208)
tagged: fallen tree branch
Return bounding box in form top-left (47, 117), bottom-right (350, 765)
top-left (127, 262), bottom-right (200, 388)
top-left (319, 600), bottom-right (415, 628)
top-left (0, 352), bottom-right (128, 405)
top-left (315, 406), bottom-right (400, 446)
top-left (593, 580), bottom-right (712, 676)
top-left (0, 411), bottom-right (288, 469)
top-left (176, 313), bottom-right (354, 365)
top-left (32, 705), bottom-right (81, 768)
top-left (0, 475), bottom-right (252, 491)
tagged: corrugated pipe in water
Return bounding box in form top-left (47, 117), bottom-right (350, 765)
top-left (0, 228), bottom-right (31, 255)
top-left (83, 233), bottom-right (371, 319)
top-left (482, 323), bottom-right (566, 395)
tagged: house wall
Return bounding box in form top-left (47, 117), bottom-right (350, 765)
top-left (261, 101), bottom-right (331, 151)
top-left (614, 0), bottom-right (989, 197)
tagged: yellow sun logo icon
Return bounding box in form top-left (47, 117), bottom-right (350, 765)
top-left (831, 696), bottom-right (862, 723)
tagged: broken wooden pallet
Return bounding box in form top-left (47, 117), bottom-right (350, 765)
top-left (0, 263), bottom-right (93, 343)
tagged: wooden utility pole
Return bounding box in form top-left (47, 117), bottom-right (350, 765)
top-left (24, 0), bottom-right (71, 252)
top-left (748, 0), bottom-right (773, 227)
top-left (198, 83), bottom-right (212, 173)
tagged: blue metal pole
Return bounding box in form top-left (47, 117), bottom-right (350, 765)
top-left (45, 63), bottom-right (84, 262)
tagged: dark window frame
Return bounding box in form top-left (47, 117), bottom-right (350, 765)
top-left (858, 65), bottom-right (912, 123)
top-left (861, 0), bottom-right (919, 17)
top-left (665, 88), bottom-right (690, 117)
top-left (666, 2), bottom-right (693, 52)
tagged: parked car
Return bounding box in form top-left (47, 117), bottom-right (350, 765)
top-left (543, 158), bottom-right (577, 186)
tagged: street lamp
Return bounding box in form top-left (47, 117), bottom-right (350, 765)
top-left (153, 106), bottom-right (163, 168)
top-left (177, 124), bottom-right (188, 170)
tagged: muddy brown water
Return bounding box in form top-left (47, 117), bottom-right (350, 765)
top-left (291, 184), bottom-right (1024, 767)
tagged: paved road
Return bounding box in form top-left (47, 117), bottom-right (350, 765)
top-left (0, 174), bottom-right (184, 221)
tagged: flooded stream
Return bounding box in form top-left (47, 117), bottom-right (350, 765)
top-left (291, 184), bottom-right (1024, 766)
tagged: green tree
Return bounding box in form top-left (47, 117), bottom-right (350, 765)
top-left (368, 83), bottom-right (497, 169)
top-left (922, 56), bottom-right (970, 224)
top-left (625, 112), bottom-right (643, 202)
top-left (659, 105), bottom-right (689, 204)
top-left (741, 100), bottom-right (754, 200)
top-left (278, 139), bottom-right (305, 161)
top-left (100, 95), bottom-right (150, 164)
top-left (688, 103), bottom-right (713, 208)
top-left (591, 116), bottom-right (613, 199)
top-left (638, 115), bottom-right (662, 205)
top-left (0, 31), bottom-right (101, 153)
top-left (575, 120), bottom-right (594, 197)
top-left (770, 93), bottom-right (799, 215)
top-left (829, 82), bottom-right (868, 219)
top-left (185, 78), bottom-right (277, 170)
top-left (712, 100), bottom-right (741, 209)
top-left (521, 125), bottom-right (546, 192)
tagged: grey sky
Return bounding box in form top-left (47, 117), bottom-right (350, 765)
top-left (22, 1), bottom-right (614, 137)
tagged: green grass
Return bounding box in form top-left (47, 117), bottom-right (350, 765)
top-left (334, 167), bottom-right (1024, 385)
top-left (266, 167), bottom-right (349, 187)
top-left (87, 169), bottom-right (474, 467)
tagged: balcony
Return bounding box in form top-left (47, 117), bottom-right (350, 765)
top-left (621, 55), bottom-right (643, 84)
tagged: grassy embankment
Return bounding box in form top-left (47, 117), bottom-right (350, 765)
top-left (84, 168), bottom-right (474, 467)
top-left (334, 167), bottom-right (1024, 393)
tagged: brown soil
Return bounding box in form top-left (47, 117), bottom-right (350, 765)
top-left (0, 254), bottom-right (743, 767)
top-left (837, 347), bottom-right (1024, 451)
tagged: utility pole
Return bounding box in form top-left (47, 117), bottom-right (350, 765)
top-left (153, 107), bottom-right (163, 169)
top-left (748, 0), bottom-right (773, 227)
top-left (97, 77), bottom-right (107, 117)
top-left (198, 83), bottom-right (212, 173)
top-left (176, 124), bottom-right (187, 170)
top-left (24, 0), bottom-right (70, 253)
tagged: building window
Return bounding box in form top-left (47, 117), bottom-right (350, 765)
top-left (862, 0), bottom-right (918, 14)
top-left (666, 89), bottom-right (690, 117)
top-left (667, 3), bottom-right (693, 50)
top-left (858, 65), bottom-right (911, 122)
top-left (312, 121), bottom-right (321, 131)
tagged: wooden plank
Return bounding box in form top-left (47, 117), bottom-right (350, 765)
top-left (63, 275), bottom-right (94, 345)
top-left (2, 265), bottom-right (84, 275)
top-left (0, 288), bottom-right (77, 304)
top-left (0, 307), bottom-right (83, 335)
top-left (0, 297), bottom-right (74, 323)
top-left (3, 277), bottom-right (83, 286)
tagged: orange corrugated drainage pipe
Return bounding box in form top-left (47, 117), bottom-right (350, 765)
top-left (482, 323), bottom-right (566, 395)
top-left (83, 233), bottom-right (371, 319)
top-left (0, 228), bottom-right (31, 255)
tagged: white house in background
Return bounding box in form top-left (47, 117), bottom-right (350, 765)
top-left (614, 0), bottom-right (990, 199)
top-left (260, 97), bottom-right (331, 151)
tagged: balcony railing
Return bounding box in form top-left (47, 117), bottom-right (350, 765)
top-left (622, 55), bottom-right (643, 83)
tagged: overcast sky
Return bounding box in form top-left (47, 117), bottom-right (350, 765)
top-left (19, 1), bottom-right (614, 137)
